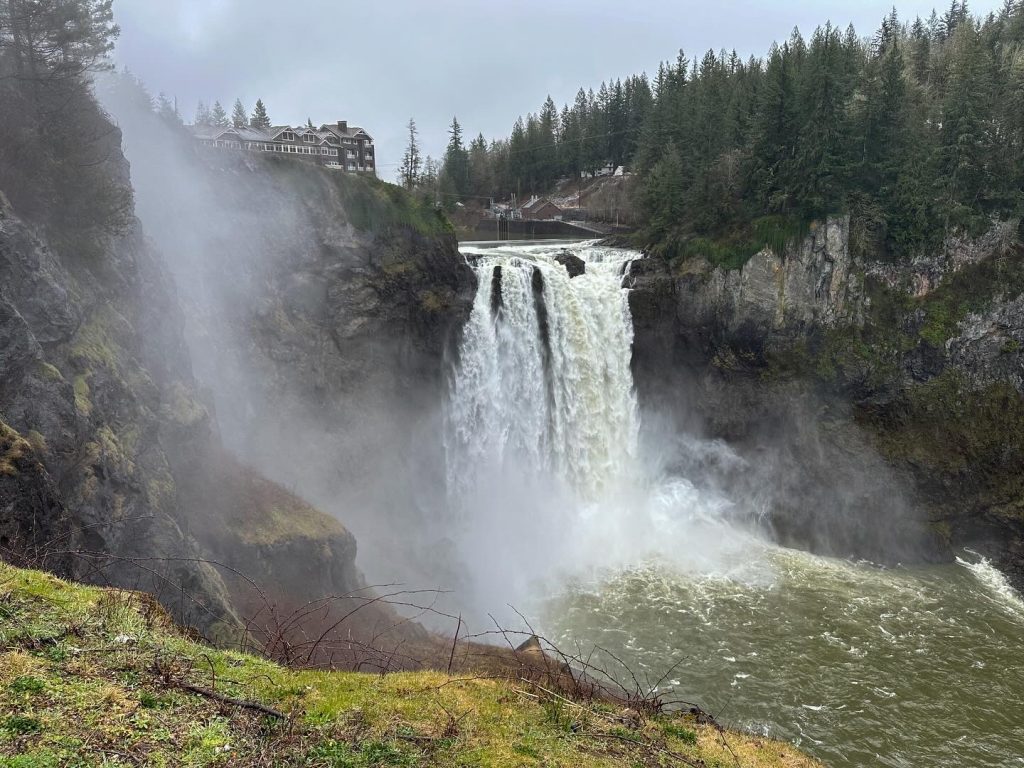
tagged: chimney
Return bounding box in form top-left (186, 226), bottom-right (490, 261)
top-left (337, 120), bottom-right (348, 132)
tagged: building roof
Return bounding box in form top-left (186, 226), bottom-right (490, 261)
top-left (319, 123), bottom-right (373, 142)
top-left (189, 121), bottom-right (373, 145)
top-left (189, 124), bottom-right (274, 141)
top-left (520, 196), bottom-right (561, 214)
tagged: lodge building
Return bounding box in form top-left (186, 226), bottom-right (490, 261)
top-left (189, 120), bottom-right (375, 174)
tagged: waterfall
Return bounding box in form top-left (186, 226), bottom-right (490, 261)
top-left (446, 242), bottom-right (640, 501)
top-left (444, 241), bottom-right (765, 615)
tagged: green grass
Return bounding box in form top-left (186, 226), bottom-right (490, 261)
top-left (656, 214), bottom-right (812, 270)
top-left (0, 563), bottom-right (822, 768)
top-left (260, 156), bottom-right (453, 238)
top-left (0, 421), bottom-right (31, 478)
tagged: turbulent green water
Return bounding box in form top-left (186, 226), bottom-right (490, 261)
top-left (448, 240), bottom-right (1024, 768)
top-left (540, 549), bottom-right (1024, 768)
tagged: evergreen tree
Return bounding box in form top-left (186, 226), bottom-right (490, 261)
top-left (0, 0), bottom-right (130, 238)
top-left (937, 22), bottom-right (994, 226)
top-left (194, 101), bottom-right (211, 126)
top-left (467, 3), bottom-right (1023, 256)
top-left (420, 156), bottom-right (440, 203)
top-left (398, 118), bottom-right (421, 190)
top-left (749, 42), bottom-right (801, 212)
top-left (210, 100), bottom-right (229, 128)
top-left (231, 99), bottom-right (247, 128)
top-left (863, 37), bottom-right (909, 201)
top-left (537, 96), bottom-right (559, 186)
top-left (640, 142), bottom-right (686, 240)
top-left (249, 99), bottom-right (271, 129)
top-left (469, 133), bottom-right (492, 197)
top-left (442, 116), bottom-right (470, 199)
top-left (793, 23), bottom-right (856, 216)
top-left (156, 92), bottom-right (181, 126)
top-left (0, 0), bottom-right (120, 81)
top-left (508, 117), bottom-right (528, 196)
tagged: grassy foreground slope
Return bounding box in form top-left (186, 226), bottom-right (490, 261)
top-left (0, 564), bottom-right (820, 767)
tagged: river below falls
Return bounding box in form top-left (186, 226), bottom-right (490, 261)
top-left (449, 240), bottom-right (1024, 768)
top-left (536, 549), bottom-right (1024, 768)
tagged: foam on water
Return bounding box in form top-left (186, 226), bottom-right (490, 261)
top-left (446, 240), bottom-right (767, 611)
top-left (445, 240), bottom-right (1024, 768)
top-left (542, 547), bottom-right (1024, 768)
top-left (956, 550), bottom-right (1024, 617)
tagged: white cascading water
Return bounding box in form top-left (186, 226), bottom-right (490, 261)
top-left (447, 241), bottom-right (639, 499)
top-left (445, 241), bottom-right (764, 614)
top-left (445, 242), bottom-right (1024, 768)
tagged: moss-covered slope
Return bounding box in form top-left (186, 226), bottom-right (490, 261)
top-left (0, 564), bottom-right (820, 768)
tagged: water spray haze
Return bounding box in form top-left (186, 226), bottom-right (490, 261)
top-left (444, 241), bottom-right (771, 617)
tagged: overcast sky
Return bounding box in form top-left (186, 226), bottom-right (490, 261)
top-left (111, 0), bottom-right (1003, 179)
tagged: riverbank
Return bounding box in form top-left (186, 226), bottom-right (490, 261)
top-left (0, 563), bottom-right (822, 767)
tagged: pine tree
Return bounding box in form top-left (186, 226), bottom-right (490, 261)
top-left (399, 118), bottom-right (421, 190)
top-left (156, 92), bottom-right (181, 125)
top-left (210, 101), bottom-right (229, 127)
top-left (420, 156), bottom-right (440, 204)
top-left (469, 133), bottom-right (492, 197)
top-left (640, 141), bottom-right (685, 241)
top-left (231, 99), bottom-right (247, 128)
top-left (792, 23), bottom-right (856, 216)
top-left (442, 116), bottom-right (470, 199)
top-left (476, 2), bottom-right (1022, 254)
top-left (194, 101), bottom-right (211, 126)
top-left (937, 22), bottom-right (995, 226)
top-left (749, 42), bottom-right (800, 212)
top-left (537, 96), bottom-right (559, 187)
top-left (249, 99), bottom-right (271, 129)
top-left (0, 0), bottom-right (120, 82)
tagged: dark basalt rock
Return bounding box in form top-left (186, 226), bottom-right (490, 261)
top-left (555, 249), bottom-right (586, 278)
top-left (0, 124), bottom-right (406, 639)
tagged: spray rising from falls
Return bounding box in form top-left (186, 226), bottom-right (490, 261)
top-left (445, 242), bottom-right (1024, 768)
top-left (445, 242), bottom-right (764, 612)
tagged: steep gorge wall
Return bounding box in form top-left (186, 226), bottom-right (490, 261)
top-left (110, 137), bottom-right (477, 592)
top-left (0, 122), bottom-right (386, 641)
top-left (628, 217), bottom-right (1024, 583)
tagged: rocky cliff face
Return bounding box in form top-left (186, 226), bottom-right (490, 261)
top-left (0, 125), bottom-right (384, 641)
top-left (628, 216), bottom-right (1024, 583)
top-left (112, 144), bottom-right (477, 590)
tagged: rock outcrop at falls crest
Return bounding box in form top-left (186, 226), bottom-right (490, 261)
top-left (628, 216), bottom-right (1024, 586)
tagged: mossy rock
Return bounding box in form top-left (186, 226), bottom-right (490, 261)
top-left (0, 420), bottom-right (31, 477)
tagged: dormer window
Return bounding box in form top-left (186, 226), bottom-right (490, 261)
top-left (303, 133), bottom-right (315, 143)
top-left (282, 131), bottom-right (296, 141)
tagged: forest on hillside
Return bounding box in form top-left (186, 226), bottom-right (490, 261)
top-left (413, 2), bottom-right (1024, 261)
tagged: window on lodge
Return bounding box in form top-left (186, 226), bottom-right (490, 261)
top-left (281, 131), bottom-right (296, 141)
top-left (303, 134), bottom-right (315, 143)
